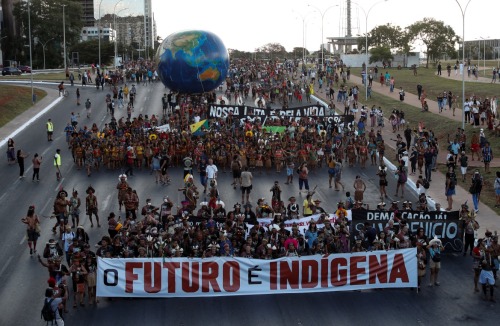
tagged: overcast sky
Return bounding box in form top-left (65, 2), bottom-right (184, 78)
top-left (100, 0), bottom-right (497, 53)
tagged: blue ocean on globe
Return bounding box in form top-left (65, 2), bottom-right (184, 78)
top-left (156, 30), bottom-right (229, 94)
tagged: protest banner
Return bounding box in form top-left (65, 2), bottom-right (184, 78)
top-left (97, 248), bottom-right (417, 298)
top-left (350, 210), bottom-right (463, 251)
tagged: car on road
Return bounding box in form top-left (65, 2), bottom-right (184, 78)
top-left (18, 65), bottom-right (31, 73)
top-left (1, 67), bottom-right (22, 76)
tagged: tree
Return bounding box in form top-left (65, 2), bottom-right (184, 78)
top-left (357, 24), bottom-right (410, 55)
top-left (406, 18), bottom-right (457, 68)
top-left (292, 47), bottom-right (309, 59)
top-left (255, 43), bottom-right (287, 60)
top-left (13, 0), bottom-right (83, 68)
top-left (69, 39), bottom-right (114, 66)
top-left (1, 0), bottom-right (19, 62)
top-left (369, 46), bottom-right (394, 64)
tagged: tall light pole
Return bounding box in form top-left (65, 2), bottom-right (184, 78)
top-left (308, 4), bottom-right (339, 71)
top-left (28, 0), bottom-right (34, 103)
top-left (353, 0), bottom-right (389, 101)
top-left (98, 0), bottom-right (105, 69)
top-left (455, 0), bottom-right (472, 130)
top-left (62, 4), bottom-right (67, 73)
top-left (292, 10), bottom-right (314, 69)
top-left (35, 37), bottom-right (54, 70)
top-left (480, 36), bottom-right (488, 76)
top-left (113, 6), bottom-right (127, 68)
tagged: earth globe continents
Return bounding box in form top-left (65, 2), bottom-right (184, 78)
top-left (156, 30), bottom-right (229, 94)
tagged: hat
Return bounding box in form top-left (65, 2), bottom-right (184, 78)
top-left (58, 189), bottom-right (68, 197)
top-left (269, 224), bottom-right (280, 231)
top-left (86, 185), bottom-right (95, 194)
top-left (378, 202), bottom-right (386, 206)
top-left (77, 225), bottom-right (84, 230)
top-left (216, 200), bottom-right (225, 208)
top-left (429, 236), bottom-right (442, 246)
top-left (119, 174), bottom-right (127, 181)
top-left (314, 199), bottom-right (321, 203)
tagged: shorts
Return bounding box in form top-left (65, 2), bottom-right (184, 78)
top-left (379, 180), bottom-right (388, 186)
top-left (460, 167), bottom-right (467, 175)
top-left (287, 168), bottom-right (293, 176)
top-left (241, 185), bottom-right (252, 194)
top-left (446, 188), bottom-right (456, 197)
top-left (328, 168), bottom-right (336, 175)
top-left (429, 260), bottom-right (441, 269)
top-left (479, 270), bottom-right (495, 285)
top-left (232, 170), bottom-right (241, 179)
top-left (496, 188), bottom-right (500, 196)
top-left (27, 229), bottom-right (39, 242)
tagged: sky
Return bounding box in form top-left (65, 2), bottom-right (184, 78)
top-left (143, 0), bottom-right (497, 53)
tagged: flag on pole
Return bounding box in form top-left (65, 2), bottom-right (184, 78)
top-left (190, 119), bottom-right (208, 136)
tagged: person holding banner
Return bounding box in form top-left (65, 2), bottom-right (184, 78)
top-left (427, 237), bottom-right (444, 287)
top-left (416, 243), bottom-right (427, 291)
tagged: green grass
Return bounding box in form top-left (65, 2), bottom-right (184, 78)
top-left (350, 65), bottom-right (499, 104)
top-left (342, 66), bottom-right (499, 213)
top-left (0, 86), bottom-right (46, 127)
top-left (0, 72), bottom-right (68, 81)
top-left (346, 67), bottom-right (500, 158)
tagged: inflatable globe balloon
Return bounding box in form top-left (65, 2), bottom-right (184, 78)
top-left (156, 30), bottom-right (229, 94)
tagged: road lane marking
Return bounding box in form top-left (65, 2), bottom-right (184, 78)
top-left (0, 256), bottom-right (14, 277)
top-left (19, 235), bottom-right (26, 245)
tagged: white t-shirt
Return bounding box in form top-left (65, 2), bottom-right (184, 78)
top-left (206, 164), bottom-right (218, 179)
top-left (62, 231), bottom-right (75, 252)
top-left (241, 171), bottom-right (253, 187)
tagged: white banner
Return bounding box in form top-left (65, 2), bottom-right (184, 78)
top-left (97, 249), bottom-right (417, 298)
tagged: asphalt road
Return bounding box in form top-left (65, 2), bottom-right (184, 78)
top-left (0, 81), bottom-right (499, 326)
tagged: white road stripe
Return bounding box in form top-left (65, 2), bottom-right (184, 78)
top-left (0, 256), bottom-right (14, 277)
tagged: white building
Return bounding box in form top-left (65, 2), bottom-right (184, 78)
top-left (80, 25), bottom-right (116, 42)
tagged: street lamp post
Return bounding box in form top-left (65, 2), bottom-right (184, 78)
top-left (35, 38), bottom-right (54, 70)
top-left (62, 4), bottom-right (67, 73)
top-left (308, 4), bottom-right (339, 71)
top-left (455, 0), bottom-right (472, 131)
top-left (98, 0), bottom-right (105, 69)
top-left (292, 10), bottom-right (314, 70)
top-left (27, 0), bottom-right (34, 103)
top-left (480, 36), bottom-right (487, 76)
top-left (353, 0), bottom-right (389, 101)
top-left (113, 6), bottom-right (128, 68)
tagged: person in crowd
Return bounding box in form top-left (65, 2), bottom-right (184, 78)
top-left (427, 237), bottom-right (444, 287)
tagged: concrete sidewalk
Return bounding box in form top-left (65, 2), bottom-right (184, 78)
top-left (348, 73), bottom-right (500, 168)
top-left (311, 73), bottom-right (499, 235)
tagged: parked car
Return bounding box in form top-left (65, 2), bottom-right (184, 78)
top-left (18, 65), bottom-right (32, 73)
top-left (1, 67), bottom-right (22, 76)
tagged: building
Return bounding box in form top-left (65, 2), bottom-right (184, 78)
top-left (73, 0), bottom-right (95, 27)
top-left (80, 25), bottom-right (116, 42)
top-left (99, 12), bottom-right (156, 49)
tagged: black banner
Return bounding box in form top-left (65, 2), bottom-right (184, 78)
top-left (350, 210), bottom-right (463, 252)
top-left (209, 104), bottom-right (354, 123)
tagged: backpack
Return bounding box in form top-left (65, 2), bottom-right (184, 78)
top-left (423, 179), bottom-right (430, 189)
top-left (41, 298), bottom-right (55, 322)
